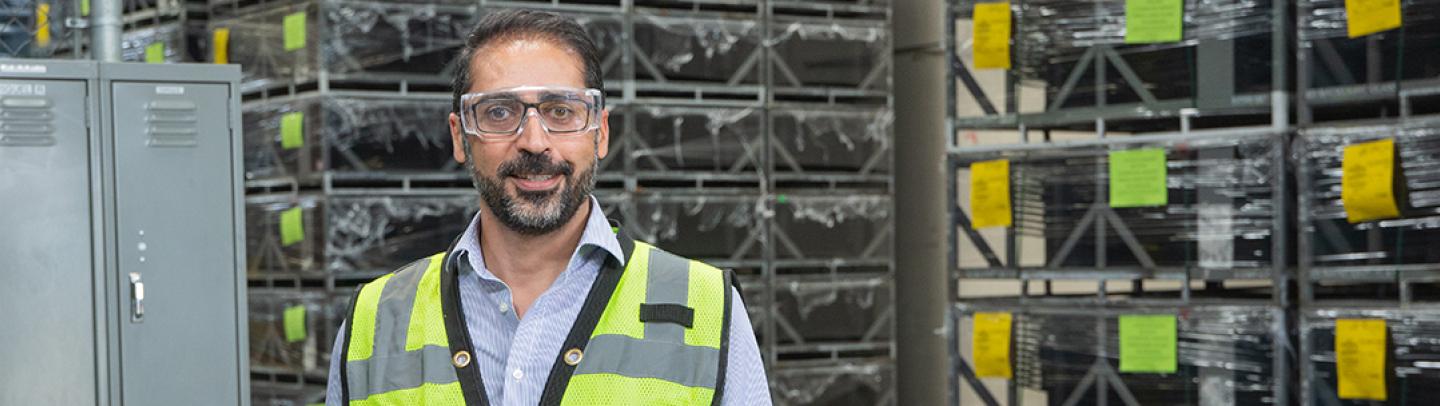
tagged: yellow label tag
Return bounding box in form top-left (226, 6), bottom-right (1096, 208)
top-left (972, 3), bottom-right (1012, 69)
top-left (280, 112), bottom-right (305, 150)
top-left (145, 43), bottom-right (165, 64)
top-left (213, 28), bottom-right (231, 64)
top-left (283, 304), bottom-right (307, 343)
top-left (280, 207), bottom-right (304, 246)
top-left (36, 3), bottom-right (52, 48)
top-left (1345, 0), bottom-right (1402, 38)
top-left (1336, 319), bottom-right (1387, 401)
top-left (284, 12), bottom-right (307, 51)
top-left (1342, 138), bottom-right (1401, 223)
top-left (972, 312), bottom-right (1013, 378)
top-left (970, 159), bottom-right (1012, 228)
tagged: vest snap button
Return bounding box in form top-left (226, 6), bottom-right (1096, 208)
top-left (564, 348), bottom-right (584, 366)
top-left (453, 351), bottom-right (472, 368)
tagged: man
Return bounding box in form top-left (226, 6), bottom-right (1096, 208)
top-left (324, 9), bottom-right (771, 406)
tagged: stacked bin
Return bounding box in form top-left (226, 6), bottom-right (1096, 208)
top-left (221, 0), bottom-right (895, 404)
top-left (1294, 0), bottom-right (1440, 401)
top-left (1295, 115), bottom-right (1440, 405)
top-left (945, 0), bottom-right (1291, 403)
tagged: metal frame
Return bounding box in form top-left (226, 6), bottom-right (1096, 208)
top-left (944, 0), bottom-right (1290, 134)
top-left (948, 300), bottom-right (1291, 406)
top-left (946, 127), bottom-right (1291, 294)
top-left (1296, 304), bottom-right (1440, 406)
top-left (1295, 0), bottom-right (1440, 125)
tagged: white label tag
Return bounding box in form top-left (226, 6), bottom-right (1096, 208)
top-left (0, 64), bottom-right (47, 74)
top-left (155, 86), bottom-right (185, 95)
top-left (0, 83), bottom-right (46, 96)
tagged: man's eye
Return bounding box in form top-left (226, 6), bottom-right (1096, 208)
top-left (485, 106), bottom-right (514, 120)
top-left (547, 106), bottom-right (574, 118)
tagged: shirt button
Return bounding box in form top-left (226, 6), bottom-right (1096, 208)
top-left (499, 302), bottom-right (510, 313)
top-left (512, 368), bottom-right (524, 380)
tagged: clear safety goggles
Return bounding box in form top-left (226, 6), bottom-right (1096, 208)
top-left (459, 86), bottom-right (604, 142)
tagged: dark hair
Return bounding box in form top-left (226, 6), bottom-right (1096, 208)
top-left (449, 9), bottom-right (604, 114)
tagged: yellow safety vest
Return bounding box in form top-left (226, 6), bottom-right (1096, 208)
top-left (339, 231), bottom-right (733, 405)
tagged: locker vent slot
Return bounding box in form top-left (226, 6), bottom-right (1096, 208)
top-left (146, 100), bottom-right (199, 147)
top-left (0, 96), bottom-right (56, 147)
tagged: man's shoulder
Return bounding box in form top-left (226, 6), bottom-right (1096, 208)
top-left (361, 252), bottom-right (446, 288)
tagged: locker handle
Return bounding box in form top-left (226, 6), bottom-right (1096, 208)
top-left (129, 273), bottom-right (145, 323)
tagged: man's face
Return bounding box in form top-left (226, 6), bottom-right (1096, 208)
top-left (448, 37), bottom-right (610, 235)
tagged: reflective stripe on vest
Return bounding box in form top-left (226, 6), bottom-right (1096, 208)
top-left (345, 253), bottom-right (465, 405)
top-left (343, 241), bottom-right (728, 405)
top-left (559, 242), bottom-right (726, 405)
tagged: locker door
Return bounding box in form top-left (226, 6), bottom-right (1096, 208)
top-left (0, 79), bottom-right (98, 405)
top-left (110, 81), bottom-right (241, 405)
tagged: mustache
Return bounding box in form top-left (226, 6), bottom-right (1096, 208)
top-left (496, 151), bottom-right (574, 178)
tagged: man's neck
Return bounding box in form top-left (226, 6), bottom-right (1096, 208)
top-left (476, 199), bottom-right (592, 318)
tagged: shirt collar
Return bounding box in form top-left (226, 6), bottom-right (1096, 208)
top-left (454, 195), bottom-right (625, 281)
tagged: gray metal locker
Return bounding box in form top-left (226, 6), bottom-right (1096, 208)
top-left (0, 60), bottom-right (247, 405)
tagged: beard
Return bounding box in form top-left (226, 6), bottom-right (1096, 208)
top-left (465, 146), bottom-right (596, 236)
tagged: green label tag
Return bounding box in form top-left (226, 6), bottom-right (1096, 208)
top-left (1109, 148), bottom-right (1168, 208)
top-left (144, 43), bottom-right (164, 64)
top-left (283, 12), bottom-right (307, 51)
top-left (1125, 0), bottom-right (1184, 44)
top-left (283, 304), bottom-right (307, 343)
top-left (1119, 314), bottom-right (1177, 373)
top-left (82, 0), bottom-right (90, 16)
top-left (280, 112), bottom-right (304, 150)
top-left (280, 207), bottom-right (304, 246)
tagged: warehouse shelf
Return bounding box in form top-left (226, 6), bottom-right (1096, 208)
top-left (244, 189), bottom-right (478, 277)
top-left (741, 273), bottom-right (894, 351)
top-left (945, 0), bottom-right (1287, 135)
top-left (771, 358), bottom-right (897, 406)
top-left (251, 381), bottom-right (327, 406)
top-left (947, 128), bottom-right (1290, 288)
top-left (1299, 306), bottom-right (1440, 406)
top-left (1296, 0), bottom-right (1440, 124)
top-left (1295, 114), bottom-right (1440, 307)
top-left (767, 13), bottom-right (891, 97)
top-left (248, 289), bottom-right (347, 379)
top-left (949, 301), bottom-right (1289, 406)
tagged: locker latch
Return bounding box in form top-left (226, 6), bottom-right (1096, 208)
top-left (129, 272), bottom-right (145, 323)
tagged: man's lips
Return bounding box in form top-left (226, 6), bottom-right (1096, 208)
top-left (510, 173), bottom-right (563, 191)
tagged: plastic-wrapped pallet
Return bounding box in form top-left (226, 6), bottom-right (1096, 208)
top-left (771, 358), bottom-right (896, 406)
top-left (1301, 307), bottom-right (1440, 405)
top-left (958, 0), bottom-right (1275, 110)
top-left (768, 13), bottom-right (891, 97)
top-left (628, 104), bottom-right (765, 179)
top-left (632, 9), bottom-right (764, 87)
top-left (741, 273), bottom-right (893, 346)
top-left (242, 92), bottom-right (457, 183)
top-left (956, 304), bottom-right (1284, 405)
top-left (771, 105), bottom-right (894, 178)
top-left (245, 191), bottom-right (477, 277)
top-left (248, 289), bottom-right (340, 375)
top-left (208, 0), bottom-right (476, 89)
top-left (1, 0), bottom-right (78, 59)
top-left (611, 192), bottom-right (768, 265)
top-left (954, 130), bottom-right (1285, 276)
top-left (773, 193), bottom-right (893, 262)
top-left (1299, 0), bottom-right (1440, 93)
top-left (120, 22), bottom-right (192, 63)
top-left (1296, 115), bottom-right (1440, 272)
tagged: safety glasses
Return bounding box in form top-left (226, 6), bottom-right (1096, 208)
top-left (459, 86), bottom-right (604, 142)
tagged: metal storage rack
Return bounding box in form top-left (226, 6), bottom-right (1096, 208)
top-left (951, 301), bottom-right (1288, 406)
top-left (218, 0), bottom-right (896, 403)
top-left (944, 0), bottom-right (1292, 403)
top-left (1296, 0), bottom-right (1440, 125)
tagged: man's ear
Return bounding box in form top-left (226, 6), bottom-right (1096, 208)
top-left (449, 112), bottom-right (466, 164)
top-left (596, 109), bottom-right (611, 160)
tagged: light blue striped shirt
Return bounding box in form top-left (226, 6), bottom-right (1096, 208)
top-left (327, 196), bottom-right (771, 405)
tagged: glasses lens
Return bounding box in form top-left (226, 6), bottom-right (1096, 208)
top-left (538, 99), bottom-right (591, 133)
top-left (472, 99), bottom-right (524, 133)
